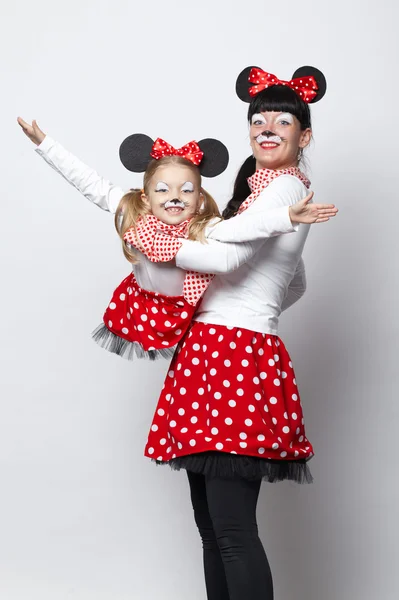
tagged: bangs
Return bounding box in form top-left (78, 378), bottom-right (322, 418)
top-left (248, 85), bottom-right (311, 129)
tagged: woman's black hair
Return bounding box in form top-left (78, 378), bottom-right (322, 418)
top-left (222, 156), bottom-right (256, 219)
top-left (223, 86), bottom-right (312, 219)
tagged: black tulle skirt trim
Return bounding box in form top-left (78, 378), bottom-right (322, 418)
top-left (92, 323), bottom-right (175, 361)
top-left (154, 451), bottom-right (313, 484)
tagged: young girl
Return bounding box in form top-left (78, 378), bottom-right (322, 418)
top-left (92, 133), bottom-right (228, 360)
top-left (18, 120), bottom-right (334, 364)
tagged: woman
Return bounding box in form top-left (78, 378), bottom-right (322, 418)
top-left (143, 65), bottom-right (330, 600)
top-left (17, 64), bottom-right (335, 599)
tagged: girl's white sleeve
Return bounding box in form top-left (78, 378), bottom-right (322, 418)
top-left (34, 136), bottom-right (126, 214)
top-left (206, 176), bottom-right (307, 242)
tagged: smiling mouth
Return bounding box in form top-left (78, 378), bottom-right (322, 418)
top-left (260, 142), bottom-right (279, 149)
top-left (166, 207), bottom-right (184, 214)
top-left (164, 200), bottom-right (186, 213)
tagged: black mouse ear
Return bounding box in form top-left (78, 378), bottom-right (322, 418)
top-left (197, 139), bottom-right (229, 177)
top-left (291, 66), bottom-right (327, 103)
top-left (236, 66), bottom-right (261, 103)
top-left (119, 134), bottom-right (155, 172)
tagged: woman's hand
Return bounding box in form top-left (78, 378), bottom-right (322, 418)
top-left (17, 117), bottom-right (46, 146)
top-left (289, 192), bottom-right (338, 224)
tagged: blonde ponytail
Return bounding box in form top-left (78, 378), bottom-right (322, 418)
top-left (188, 188), bottom-right (222, 242)
top-left (114, 189), bottom-right (150, 264)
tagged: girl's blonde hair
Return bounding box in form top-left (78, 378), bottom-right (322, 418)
top-left (115, 155), bottom-right (222, 264)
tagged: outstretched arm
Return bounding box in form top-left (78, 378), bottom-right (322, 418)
top-left (176, 176), bottom-right (317, 275)
top-left (17, 118), bottom-right (126, 214)
top-left (206, 204), bottom-right (297, 242)
top-left (207, 175), bottom-right (337, 243)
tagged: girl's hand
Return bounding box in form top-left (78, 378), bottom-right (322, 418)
top-left (17, 117), bottom-right (46, 146)
top-left (289, 192), bottom-right (338, 224)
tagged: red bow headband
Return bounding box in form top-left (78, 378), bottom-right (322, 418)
top-left (119, 133), bottom-right (229, 176)
top-left (150, 138), bottom-right (204, 166)
top-left (248, 68), bottom-right (318, 103)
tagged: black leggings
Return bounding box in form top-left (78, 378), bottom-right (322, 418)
top-left (187, 471), bottom-right (273, 600)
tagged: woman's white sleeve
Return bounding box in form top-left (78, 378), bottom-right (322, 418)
top-left (281, 258), bottom-right (307, 311)
top-left (207, 176), bottom-right (309, 242)
top-left (176, 176), bottom-right (311, 274)
top-left (34, 136), bottom-right (126, 214)
top-left (175, 238), bottom-right (262, 274)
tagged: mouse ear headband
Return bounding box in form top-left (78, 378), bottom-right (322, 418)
top-left (236, 65), bottom-right (327, 104)
top-left (119, 134), bottom-right (229, 178)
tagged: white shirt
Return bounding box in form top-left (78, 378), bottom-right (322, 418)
top-left (35, 136), bottom-right (308, 334)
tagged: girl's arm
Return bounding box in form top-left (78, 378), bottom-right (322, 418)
top-left (18, 119), bottom-right (126, 214)
top-left (206, 175), bottom-right (337, 243)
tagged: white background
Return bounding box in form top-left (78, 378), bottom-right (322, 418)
top-left (1, 0), bottom-right (398, 598)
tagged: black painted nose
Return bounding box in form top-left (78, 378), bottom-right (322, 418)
top-left (263, 130), bottom-right (275, 138)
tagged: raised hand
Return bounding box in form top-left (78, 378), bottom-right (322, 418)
top-left (289, 192), bottom-right (338, 224)
top-left (17, 117), bottom-right (46, 146)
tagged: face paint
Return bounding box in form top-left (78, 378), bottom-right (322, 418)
top-left (145, 164), bottom-right (203, 225)
top-left (276, 113), bottom-right (294, 125)
top-left (251, 113), bottom-right (267, 126)
top-left (155, 181), bottom-right (169, 192)
top-left (181, 181), bottom-right (194, 193)
top-left (249, 111), bottom-right (310, 170)
top-left (256, 133), bottom-right (282, 145)
top-left (164, 199), bottom-right (186, 210)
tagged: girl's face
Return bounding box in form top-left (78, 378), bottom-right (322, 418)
top-left (249, 111), bottom-right (311, 170)
top-left (143, 164), bottom-right (203, 225)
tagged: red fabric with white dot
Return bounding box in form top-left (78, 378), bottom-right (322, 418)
top-left (150, 138), bottom-right (204, 166)
top-left (248, 68), bottom-right (318, 103)
top-left (102, 272), bottom-right (197, 351)
top-left (145, 322), bottom-right (313, 463)
top-left (123, 215), bottom-right (213, 307)
top-left (239, 167), bottom-right (311, 215)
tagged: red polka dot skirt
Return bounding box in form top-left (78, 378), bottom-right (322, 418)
top-left (145, 322), bottom-right (314, 483)
top-left (92, 273), bottom-right (197, 360)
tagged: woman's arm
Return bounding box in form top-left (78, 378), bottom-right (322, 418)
top-left (207, 175), bottom-right (336, 243)
top-left (281, 258), bottom-right (306, 311)
top-left (176, 177), bottom-right (312, 275)
top-left (18, 119), bottom-right (126, 214)
top-left (207, 204), bottom-right (296, 242)
top-left (176, 238), bottom-right (263, 274)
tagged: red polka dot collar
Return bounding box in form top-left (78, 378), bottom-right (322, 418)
top-left (124, 215), bottom-right (213, 306)
top-left (238, 167), bottom-right (310, 215)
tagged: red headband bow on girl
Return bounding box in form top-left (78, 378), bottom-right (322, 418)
top-left (150, 138), bottom-right (204, 166)
top-left (248, 68), bottom-right (318, 103)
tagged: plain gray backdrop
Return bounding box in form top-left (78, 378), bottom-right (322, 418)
top-left (1, 0), bottom-right (398, 598)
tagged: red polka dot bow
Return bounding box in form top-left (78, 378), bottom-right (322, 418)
top-left (248, 68), bottom-right (318, 103)
top-left (150, 138), bottom-right (204, 166)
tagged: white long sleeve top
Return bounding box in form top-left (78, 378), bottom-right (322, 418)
top-left (35, 136), bottom-right (309, 335)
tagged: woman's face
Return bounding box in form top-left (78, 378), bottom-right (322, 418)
top-left (143, 164), bottom-right (203, 225)
top-left (249, 111), bottom-right (311, 170)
